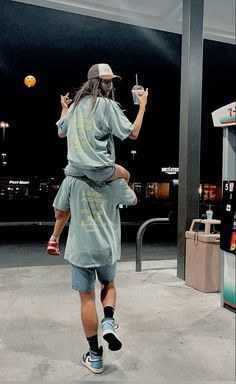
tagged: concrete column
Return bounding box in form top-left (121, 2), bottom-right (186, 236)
top-left (177, 0), bottom-right (204, 279)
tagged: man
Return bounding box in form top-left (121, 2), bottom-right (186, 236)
top-left (53, 176), bottom-right (137, 374)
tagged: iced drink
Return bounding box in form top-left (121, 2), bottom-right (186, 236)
top-left (132, 85), bottom-right (144, 105)
top-left (206, 206), bottom-right (213, 219)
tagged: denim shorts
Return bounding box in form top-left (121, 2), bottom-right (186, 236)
top-left (70, 262), bottom-right (117, 292)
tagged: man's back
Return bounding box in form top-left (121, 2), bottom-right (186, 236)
top-left (53, 176), bottom-right (136, 268)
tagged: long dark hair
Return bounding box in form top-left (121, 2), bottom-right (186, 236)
top-left (73, 78), bottom-right (116, 111)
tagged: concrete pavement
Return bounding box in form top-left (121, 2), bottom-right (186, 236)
top-left (0, 238), bottom-right (235, 382)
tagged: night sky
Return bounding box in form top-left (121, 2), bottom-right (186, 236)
top-left (0, 0), bottom-right (235, 183)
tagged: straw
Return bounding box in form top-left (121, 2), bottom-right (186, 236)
top-left (135, 74), bottom-right (138, 85)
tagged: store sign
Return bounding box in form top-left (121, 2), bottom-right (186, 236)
top-left (9, 180), bottom-right (30, 185)
top-left (212, 101), bottom-right (236, 127)
top-left (202, 184), bottom-right (220, 201)
top-left (161, 167), bottom-right (179, 175)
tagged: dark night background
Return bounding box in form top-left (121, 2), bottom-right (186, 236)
top-left (1, 0), bottom-right (235, 182)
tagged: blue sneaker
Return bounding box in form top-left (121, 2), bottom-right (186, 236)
top-left (101, 317), bottom-right (122, 351)
top-left (82, 346), bottom-right (104, 374)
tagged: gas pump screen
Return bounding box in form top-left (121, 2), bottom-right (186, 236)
top-left (220, 181), bottom-right (236, 255)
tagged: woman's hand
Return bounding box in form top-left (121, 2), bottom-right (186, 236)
top-left (61, 93), bottom-right (72, 109)
top-left (137, 88), bottom-right (148, 109)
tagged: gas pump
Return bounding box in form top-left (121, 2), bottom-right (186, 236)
top-left (212, 101), bottom-right (236, 311)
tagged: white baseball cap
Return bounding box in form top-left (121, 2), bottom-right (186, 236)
top-left (87, 63), bottom-right (121, 80)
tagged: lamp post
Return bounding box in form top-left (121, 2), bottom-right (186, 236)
top-left (0, 121), bottom-right (9, 141)
top-left (131, 150), bottom-right (137, 160)
top-left (0, 121), bottom-right (9, 168)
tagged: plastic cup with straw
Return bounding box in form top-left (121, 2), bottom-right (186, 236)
top-left (131, 74), bottom-right (144, 105)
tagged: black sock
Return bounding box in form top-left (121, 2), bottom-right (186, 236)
top-left (104, 306), bottom-right (114, 319)
top-left (87, 334), bottom-right (99, 352)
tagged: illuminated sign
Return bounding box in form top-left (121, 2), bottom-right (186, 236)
top-left (212, 101), bottom-right (236, 127)
top-left (161, 167), bottom-right (179, 175)
top-left (9, 180), bottom-right (30, 185)
top-left (145, 182), bottom-right (169, 200)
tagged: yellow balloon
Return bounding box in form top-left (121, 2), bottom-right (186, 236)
top-left (24, 75), bottom-right (36, 88)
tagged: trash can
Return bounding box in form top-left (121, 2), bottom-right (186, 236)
top-left (185, 219), bottom-right (221, 292)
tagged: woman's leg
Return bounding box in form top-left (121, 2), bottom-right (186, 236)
top-left (52, 208), bottom-right (70, 238)
top-left (47, 208), bottom-right (70, 255)
top-left (107, 164), bottom-right (130, 183)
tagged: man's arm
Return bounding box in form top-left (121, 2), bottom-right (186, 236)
top-left (131, 196), bottom-right (138, 205)
top-left (129, 89), bottom-right (148, 140)
top-left (114, 179), bottom-right (137, 206)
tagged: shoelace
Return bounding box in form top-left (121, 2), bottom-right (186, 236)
top-left (103, 318), bottom-right (119, 329)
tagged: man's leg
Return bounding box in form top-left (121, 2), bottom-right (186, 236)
top-left (79, 290), bottom-right (103, 373)
top-left (70, 264), bottom-right (103, 374)
top-left (101, 281), bottom-right (116, 310)
top-left (79, 290), bottom-right (99, 339)
top-left (97, 264), bottom-right (122, 351)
